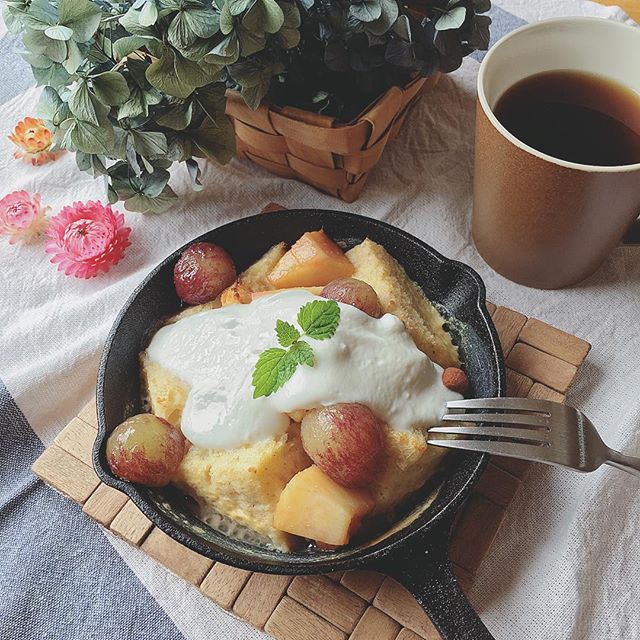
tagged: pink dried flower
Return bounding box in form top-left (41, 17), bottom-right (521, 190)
top-left (0, 190), bottom-right (50, 244)
top-left (45, 201), bottom-right (132, 279)
top-left (9, 117), bottom-right (62, 166)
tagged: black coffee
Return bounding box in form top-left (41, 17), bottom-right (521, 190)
top-left (494, 70), bottom-right (640, 166)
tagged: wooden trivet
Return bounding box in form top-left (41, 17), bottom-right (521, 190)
top-left (32, 303), bottom-right (590, 640)
top-left (32, 202), bottom-right (591, 638)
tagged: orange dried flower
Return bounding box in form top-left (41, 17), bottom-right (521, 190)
top-left (8, 117), bottom-right (62, 166)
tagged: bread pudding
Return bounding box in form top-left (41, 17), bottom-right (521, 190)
top-left (107, 230), bottom-right (466, 551)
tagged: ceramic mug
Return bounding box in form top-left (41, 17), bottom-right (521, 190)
top-left (473, 17), bottom-right (640, 289)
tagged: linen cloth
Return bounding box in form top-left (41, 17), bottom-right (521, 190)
top-left (1, 2), bottom-right (638, 639)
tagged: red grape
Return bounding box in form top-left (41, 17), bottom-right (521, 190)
top-left (174, 242), bottom-right (236, 305)
top-left (320, 278), bottom-right (382, 318)
top-left (301, 403), bottom-right (383, 488)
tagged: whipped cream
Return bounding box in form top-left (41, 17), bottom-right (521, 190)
top-left (146, 290), bottom-right (461, 449)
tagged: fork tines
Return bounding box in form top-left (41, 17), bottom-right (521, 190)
top-left (445, 397), bottom-right (556, 413)
top-left (428, 397), bottom-right (556, 454)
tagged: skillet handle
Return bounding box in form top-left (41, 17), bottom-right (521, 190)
top-left (373, 516), bottom-right (495, 640)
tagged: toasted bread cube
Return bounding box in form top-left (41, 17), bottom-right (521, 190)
top-left (220, 280), bottom-right (252, 306)
top-left (273, 465), bottom-right (374, 546)
top-left (174, 429), bottom-right (311, 551)
top-left (346, 239), bottom-right (459, 369)
top-left (267, 231), bottom-right (354, 288)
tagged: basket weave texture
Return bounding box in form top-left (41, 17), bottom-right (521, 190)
top-left (225, 74), bottom-right (440, 202)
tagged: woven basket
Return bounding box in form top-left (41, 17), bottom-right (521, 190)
top-left (225, 73), bottom-right (440, 202)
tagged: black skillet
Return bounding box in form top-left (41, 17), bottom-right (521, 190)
top-left (93, 209), bottom-right (505, 640)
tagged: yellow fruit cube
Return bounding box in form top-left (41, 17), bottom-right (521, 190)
top-left (267, 230), bottom-right (354, 288)
top-left (273, 465), bottom-right (375, 546)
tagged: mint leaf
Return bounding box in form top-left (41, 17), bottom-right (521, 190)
top-left (297, 300), bottom-right (340, 340)
top-left (276, 320), bottom-right (300, 347)
top-left (252, 347), bottom-right (287, 398)
top-left (251, 340), bottom-right (314, 398)
top-left (252, 300), bottom-right (339, 398)
top-left (273, 348), bottom-right (300, 390)
top-left (289, 340), bottom-right (314, 366)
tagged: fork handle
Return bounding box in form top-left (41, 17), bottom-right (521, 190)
top-left (606, 448), bottom-right (640, 477)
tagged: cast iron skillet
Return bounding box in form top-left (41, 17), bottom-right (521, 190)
top-left (93, 209), bottom-right (505, 640)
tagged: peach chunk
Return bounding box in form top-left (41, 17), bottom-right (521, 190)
top-left (267, 230), bottom-right (354, 288)
top-left (250, 286), bottom-right (323, 300)
top-left (273, 465), bottom-right (375, 546)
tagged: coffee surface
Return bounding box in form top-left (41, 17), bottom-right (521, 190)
top-left (494, 70), bottom-right (640, 166)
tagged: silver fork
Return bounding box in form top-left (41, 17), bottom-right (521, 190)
top-left (428, 398), bottom-right (640, 477)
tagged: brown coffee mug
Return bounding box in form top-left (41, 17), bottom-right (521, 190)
top-left (473, 17), bottom-right (640, 289)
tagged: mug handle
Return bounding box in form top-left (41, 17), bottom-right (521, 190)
top-left (622, 219), bottom-right (640, 245)
top-left (373, 511), bottom-right (495, 640)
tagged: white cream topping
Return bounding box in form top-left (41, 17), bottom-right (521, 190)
top-left (146, 290), bottom-right (461, 449)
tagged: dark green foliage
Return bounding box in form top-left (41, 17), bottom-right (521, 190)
top-left (6, 0), bottom-right (490, 210)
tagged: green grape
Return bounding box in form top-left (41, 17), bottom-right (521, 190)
top-left (106, 414), bottom-right (186, 487)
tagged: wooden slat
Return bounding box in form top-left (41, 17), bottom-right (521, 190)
top-left (453, 565), bottom-right (474, 593)
top-left (288, 575), bottom-right (367, 633)
top-left (82, 483), bottom-right (128, 527)
top-left (328, 571), bottom-right (345, 582)
top-left (201, 564), bottom-right (252, 610)
top-left (109, 501), bottom-right (153, 545)
top-left (485, 301), bottom-right (497, 316)
top-left (54, 417), bottom-right (96, 466)
top-left (396, 629), bottom-right (427, 640)
top-left (374, 578), bottom-right (438, 638)
top-left (492, 307), bottom-right (527, 356)
top-left (78, 397), bottom-right (97, 428)
top-left (350, 606), bottom-right (400, 640)
top-left (32, 445), bottom-right (100, 504)
top-left (518, 318), bottom-right (591, 366)
top-left (142, 528), bottom-right (214, 585)
top-left (262, 202), bottom-right (286, 214)
top-left (449, 494), bottom-right (504, 574)
top-left (474, 462), bottom-right (521, 508)
top-left (528, 382), bottom-right (565, 403)
top-left (233, 573), bottom-right (292, 629)
top-left (506, 368), bottom-right (534, 398)
top-left (265, 596), bottom-right (347, 640)
top-left (341, 570), bottom-right (386, 602)
top-left (507, 343), bottom-right (577, 393)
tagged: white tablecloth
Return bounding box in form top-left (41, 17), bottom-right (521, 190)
top-left (1, 2), bottom-right (638, 638)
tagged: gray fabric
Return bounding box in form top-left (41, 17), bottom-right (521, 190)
top-left (0, 379), bottom-right (183, 640)
top-left (472, 4), bottom-right (526, 61)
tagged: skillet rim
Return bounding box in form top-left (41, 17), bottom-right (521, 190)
top-left (93, 208), bottom-right (505, 573)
